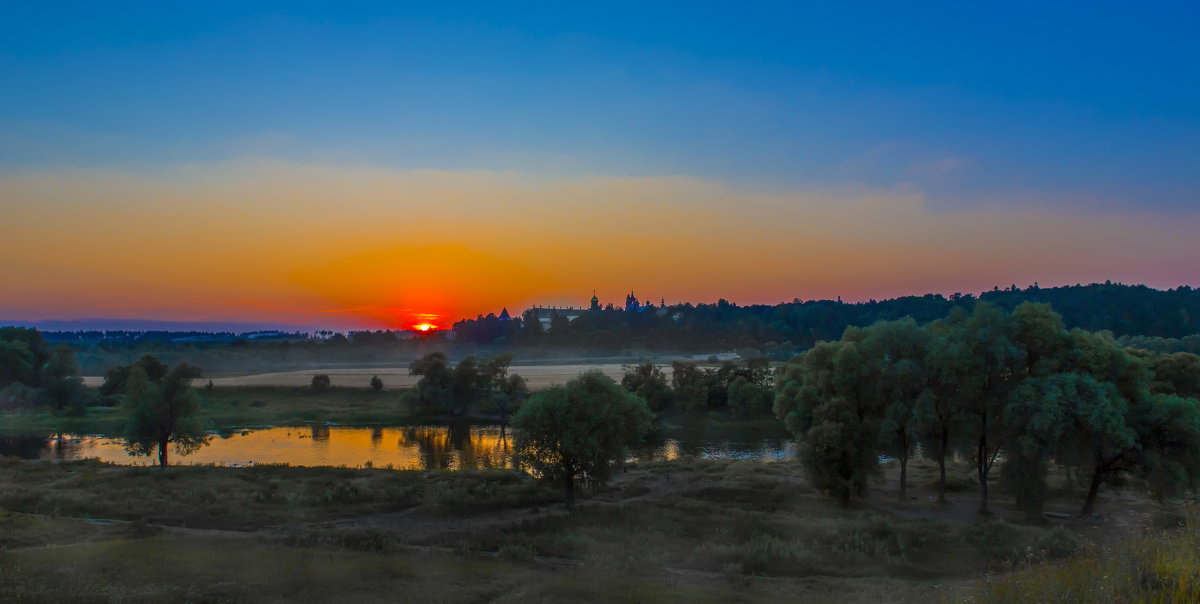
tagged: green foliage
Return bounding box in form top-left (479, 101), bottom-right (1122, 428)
top-left (670, 361), bottom-right (709, 411)
top-left (122, 362), bottom-right (210, 467)
top-left (37, 345), bottom-right (89, 414)
top-left (937, 303), bottom-right (1026, 513)
top-left (409, 352), bottom-right (454, 413)
top-left (777, 301), bottom-right (1200, 514)
top-left (0, 328), bottom-right (88, 413)
top-left (863, 318), bottom-right (929, 500)
top-left (498, 373), bottom-right (528, 419)
top-left (774, 332), bottom-right (881, 505)
top-left (513, 370), bottom-right (653, 506)
top-left (0, 338), bottom-right (35, 388)
top-left (621, 361), bottom-right (672, 412)
top-left (1137, 394), bottom-right (1200, 503)
top-left (1001, 375), bottom-right (1075, 519)
top-left (98, 354), bottom-right (170, 403)
top-left (1150, 352), bottom-right (1200, 396)
top-left (409, 352), bottom-right (524, 417)
top-left (310, 374), bottom-right (331, 392)
top-left (727, 376), bottom-right (772, 418)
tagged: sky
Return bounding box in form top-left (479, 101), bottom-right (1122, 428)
top-left (1, 2), bottom-right (1198, 330)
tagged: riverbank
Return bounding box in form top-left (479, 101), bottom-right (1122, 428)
top-left (1, 385), bottom-right (789, 437)
top-left (0, 455), bottom-right (1180, 603)
top-left (0, 386), bottom-right (418, 435)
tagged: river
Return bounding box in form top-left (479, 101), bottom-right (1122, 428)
top-left (0, 424), bottom-right (796, 470)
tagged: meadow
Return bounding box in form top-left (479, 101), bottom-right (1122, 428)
top-left (2, 453), bottom-right (1191, 603)
top-left (112, 363), bottom-right (657, 391)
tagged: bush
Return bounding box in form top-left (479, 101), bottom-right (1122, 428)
top-left (310, 374), bottom-right (331, 392)
top-left (370, 376), bottom-right (383, 391)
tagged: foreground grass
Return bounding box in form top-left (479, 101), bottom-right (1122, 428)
top-left (1, 456), bottom-right (1134, 602)
top-left (974, 507), bottom-right (1200, 603)
top-left (0, 531), bottom-right (825, 604)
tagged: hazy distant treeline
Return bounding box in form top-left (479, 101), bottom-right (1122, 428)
top-left (23, 282), bottom-right (1200, 374)
top-left (452, 282), bottom-right (1200, 352)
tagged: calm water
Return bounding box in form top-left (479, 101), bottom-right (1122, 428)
top-left (0, 425), bottom-right (795, 469)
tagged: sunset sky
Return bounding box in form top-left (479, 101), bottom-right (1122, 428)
top-left (2, 3), bottom-right (1198, 330)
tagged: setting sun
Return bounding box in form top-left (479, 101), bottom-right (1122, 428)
top-left (413, 323), bottom-right (437, 332)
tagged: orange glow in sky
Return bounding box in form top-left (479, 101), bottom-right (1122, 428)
top-left (1, 160), bottom-right (1197, 329)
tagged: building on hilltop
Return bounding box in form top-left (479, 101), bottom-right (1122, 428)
top-left (522, 290), bottom-right (664, 330)
top-left (522, 305), bottom-right (584, 331)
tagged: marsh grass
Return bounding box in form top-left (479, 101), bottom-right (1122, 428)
top-left (0, 456), bottom-right (1167, 603)
top-left (0, 459), bottom-right (557, 529)
top-left (975, 506), bottom-right (1200, 603)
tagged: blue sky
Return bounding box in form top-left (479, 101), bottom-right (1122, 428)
top-left (3, 2), bottom-right (1197, 208)
top-left (2, 2), bottom-right (1199, 326)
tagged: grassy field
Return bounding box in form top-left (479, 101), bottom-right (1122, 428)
top-left (1, 386), bottom-right (412, 434)
top-left (2, 384), bottom-right (788, 437)
top-left (81, 363), bottom-right (656, 390)
top-left (1, 455), bottom-right (1183, 603)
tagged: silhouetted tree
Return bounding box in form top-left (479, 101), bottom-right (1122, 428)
top-left (621, 361), bottom-right (672, 412)
top-left (513, 370), bottom-right (653, 507)
top-left (122, 362), bottom-right (209, 467)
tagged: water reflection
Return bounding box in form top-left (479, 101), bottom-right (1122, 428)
top-left (0, 424), bottom-right (795, 470)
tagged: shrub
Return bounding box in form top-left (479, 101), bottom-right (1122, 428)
top-left (310, 374), bottom-right (331, 392)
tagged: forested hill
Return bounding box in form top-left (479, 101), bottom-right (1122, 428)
top-left (451, 282), bottom-right (1200, 352)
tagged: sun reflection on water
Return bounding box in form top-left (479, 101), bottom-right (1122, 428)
top-left (16, 425), bottom-right (793, 469)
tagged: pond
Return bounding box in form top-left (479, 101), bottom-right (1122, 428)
top-left (0, 424), bottom-right (796, 470)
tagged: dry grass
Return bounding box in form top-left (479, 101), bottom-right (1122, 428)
top-left (0, 456), bottom-right (1183, 603)
top-left (972, 507), bottom-right (1200, 603)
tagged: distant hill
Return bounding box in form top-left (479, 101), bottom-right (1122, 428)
top-left (0, 318), bottom-right (323, 334)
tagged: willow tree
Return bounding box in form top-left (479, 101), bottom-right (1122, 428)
top-left (1136, 394), bottom-right (1200, 506)
top-left (1003, 374), bottom-right (1076, 520)
top-left (863, 318), bottom-right (929, 501)
top-left (1062, 329), bottom-right (1151, 516)
top-left (952, 303), bottom-right (1025, 514)
top-left (774, 328), bottom-right (882, 506)
top-left (122, 362), bottom-right (209, 467)
top-left (621, 360), bottom-right (673, 412)
top-left (513, 370), bottom-right (653, 507)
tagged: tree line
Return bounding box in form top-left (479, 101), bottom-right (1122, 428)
top-left (0, 327), bottom-right (90, 413)
top-left (450, 282), bottom-right (1200, 353)
top-left (45, 283), bottom-right (1200, 373)
top-left (774, 302), bottom-right (1200, 519)
top-left (404, 352), bottom-right (529, 419)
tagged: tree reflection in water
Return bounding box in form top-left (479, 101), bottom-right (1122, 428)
top-left (1, 424), bottom-right (793, 468)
